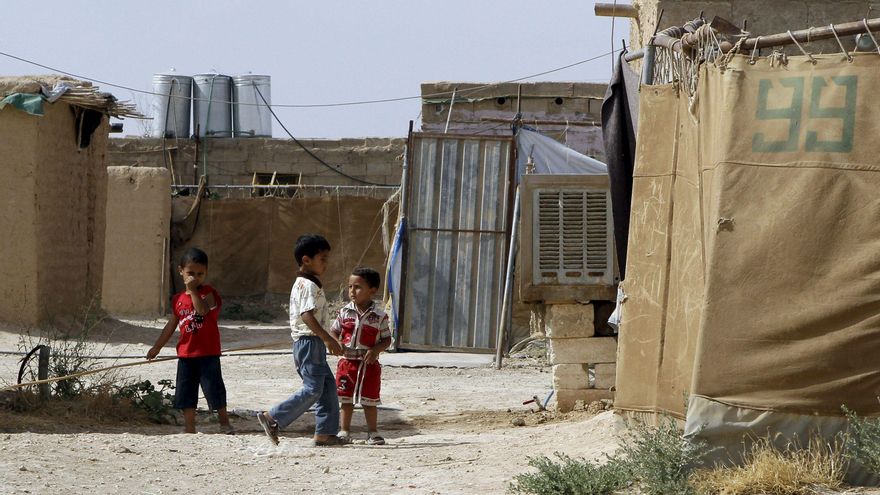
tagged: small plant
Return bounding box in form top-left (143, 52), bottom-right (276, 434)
top-left (509, 452), bottom-right (631, 495)
top-left (14, 295), bottom-right (115, 400)
top-left (843, 405), bottom-right (880, 476)
top-left (221, 301), bottom-right (277, 322)
top-left (509, 415), bottom-right (709, 495)
top-left (691, 436), bottom-right (846, 495)
top-left (618, 416), bottom-right (709, 495)
top-left (115, 379), bottom-right (178, 424)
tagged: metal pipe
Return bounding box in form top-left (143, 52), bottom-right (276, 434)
top-left (649, 16), bottom-right (880, 53)
top-left (624, 48), bottom-right (645, 61)
top-left (641, 45), bottom-right (656, 85)
top-left (594, 3), bottom-right (638, 18)
top-left (410, 227), bottom-right (506, 235)
top-left (740, 17), bottom-right (880, 50)
top-left (394, 121), bottom-right (415, 350)
top-left (170, 184), bottom-right (399, 190)
top-left (38, 345), bottom-right (50, 400)
top-left (444, 87), bottom-right (457, 133)
top-left (480, 116), bottom-right (601, 126)
top-left (495, 186), bottom-right (521, 370)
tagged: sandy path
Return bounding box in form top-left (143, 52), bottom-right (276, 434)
top-left (0, 319), bottom-right (623, 494)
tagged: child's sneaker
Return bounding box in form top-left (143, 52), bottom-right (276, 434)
top-left (219, 424), bottom-right (236, 435)
top-left (366, 433), bottom-right (386, 446)
top-left (256, 412), bottom-right (279, 445)
top-left (337, 430), bottom-right (350, 442)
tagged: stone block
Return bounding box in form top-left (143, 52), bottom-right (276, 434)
top-left (545, 304), bottom-right (594, 339)
top-left (552, 364), bottom-right (590, 390)
top-left (548, 336), bottom-right (617, 365)
top-left (555, 389), bottom-right (614, 413)
top-left (594, 363), bottom-right (617, 390)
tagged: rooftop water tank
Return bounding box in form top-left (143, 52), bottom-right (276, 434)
top-left (192, 73), bottom-right (232, 137)
top-left (232, 75), bottom-right (272, 137)
top-left (150, 74), bottom-right (192, 138)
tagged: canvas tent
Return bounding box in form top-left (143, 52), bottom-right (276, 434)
top-left (615, 53), bottom-right (880, 482)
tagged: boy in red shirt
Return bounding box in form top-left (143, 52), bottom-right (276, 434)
top-left (331, 267), bottom-right (392, 445)
top-left (147, 247), bottom-right (232, 434)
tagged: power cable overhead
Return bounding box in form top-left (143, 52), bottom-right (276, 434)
top-left (0, 48), bottom-right (625, 109)
top-left (252, 84), bottom-right (398, 187)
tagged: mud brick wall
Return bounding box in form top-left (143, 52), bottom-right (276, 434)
top-left (545, 304), bottom-right (617, 412)
top-left (0, 102), bottom-right (107, 326)
top-left (107, 137), bottom-right (405, 188)
top-left (103, 167), bottom-right (171, 317)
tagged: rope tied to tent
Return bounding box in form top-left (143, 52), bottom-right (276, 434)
top-left (862, 18), bottom-right (880, 54)
top-left (787, 30), bottom-right (818, 64)
top-left (829, 24), bottom-right (854, 62)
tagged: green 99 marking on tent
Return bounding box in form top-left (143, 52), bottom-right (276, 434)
top-left (752, 75), bottom-right (858, 153)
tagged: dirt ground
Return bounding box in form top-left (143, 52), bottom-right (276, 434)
top-left (0, 318), bottom-right (625, 495)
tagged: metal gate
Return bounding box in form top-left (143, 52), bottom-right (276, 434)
top-left (399, 133), bottom-right (515, 351)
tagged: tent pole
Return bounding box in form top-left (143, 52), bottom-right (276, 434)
top-left (495, 186), bottom-right (521, 370)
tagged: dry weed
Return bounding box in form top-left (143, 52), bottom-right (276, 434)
top-left (691, 437), bottom-right (847, 495)
top-left (0, 388), bottom-right (153, 432)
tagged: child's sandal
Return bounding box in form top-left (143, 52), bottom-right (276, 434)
top-left (314, 435), bottom-right (351, 447)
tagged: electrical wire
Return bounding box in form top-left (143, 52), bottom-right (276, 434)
top-left (0, 47), bottom-right (624, 109)
top-left (252, 84), bottom-right (398, 187)
top-left (463, 121), bottom-right (512, 135)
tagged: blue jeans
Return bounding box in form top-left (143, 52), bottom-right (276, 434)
top-left (269, 336), bottom-right (340, 436)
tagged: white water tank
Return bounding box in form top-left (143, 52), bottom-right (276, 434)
top-left (151, 74), bottom-right (192, 138)
top-left (192, 74), bottom-right (232, 137)
top-left (232, 75), bottom-right (272, 137)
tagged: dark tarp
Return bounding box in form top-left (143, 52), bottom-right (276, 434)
top-left (601, 51), bottom-right (640, 279)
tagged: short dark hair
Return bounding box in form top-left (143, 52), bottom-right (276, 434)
top-left (352, 266), bottom-right (381, 289)
top-left (294, 234), bottom-right (331, 266)
top-left (179, 247), bottom-right (208, 267)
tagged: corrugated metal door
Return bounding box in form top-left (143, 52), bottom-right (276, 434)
top-left (399, 133), bottom-right (514, 351)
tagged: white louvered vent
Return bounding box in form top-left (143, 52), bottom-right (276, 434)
top-left (533, 187), bottom-right (612, 285)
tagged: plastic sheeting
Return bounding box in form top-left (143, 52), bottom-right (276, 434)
top-left (515, 128), bottom-right (607, 177)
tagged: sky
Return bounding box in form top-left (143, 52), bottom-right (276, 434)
top-left (0, 1), bottom-right (627, 139)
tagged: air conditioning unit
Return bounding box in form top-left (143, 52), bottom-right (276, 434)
top-left (519, 174), bottom-right (617, 303)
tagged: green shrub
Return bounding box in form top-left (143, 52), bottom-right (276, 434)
top-left (115, 379), bottom-right (178, 424)
top-left (509, 416), bottom-right (708, 495)
top-left (618, 416), bottom-right (708, 495)
top-left (509, 452), bottom-right (631, 495)
top-left (843, 405), bottom-right (880, 476)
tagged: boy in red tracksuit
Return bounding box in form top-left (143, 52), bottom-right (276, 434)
top-left (330, 267), bottom-right (392, 445)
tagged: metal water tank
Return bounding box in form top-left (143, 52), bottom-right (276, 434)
top-left (232, 75), bottom-right (272, 137)
top-left (192, 73), bottom-right (233, 137)
top-left (151, 74), bottom-right (192, 138)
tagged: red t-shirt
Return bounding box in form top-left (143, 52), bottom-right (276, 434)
top-left (172, 284), bottom-right (222, 358)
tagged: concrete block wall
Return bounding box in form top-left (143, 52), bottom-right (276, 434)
top-left (546, 303), bottom-right (617, 411)
top-left (107, 137), bottom-right (405, 188)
